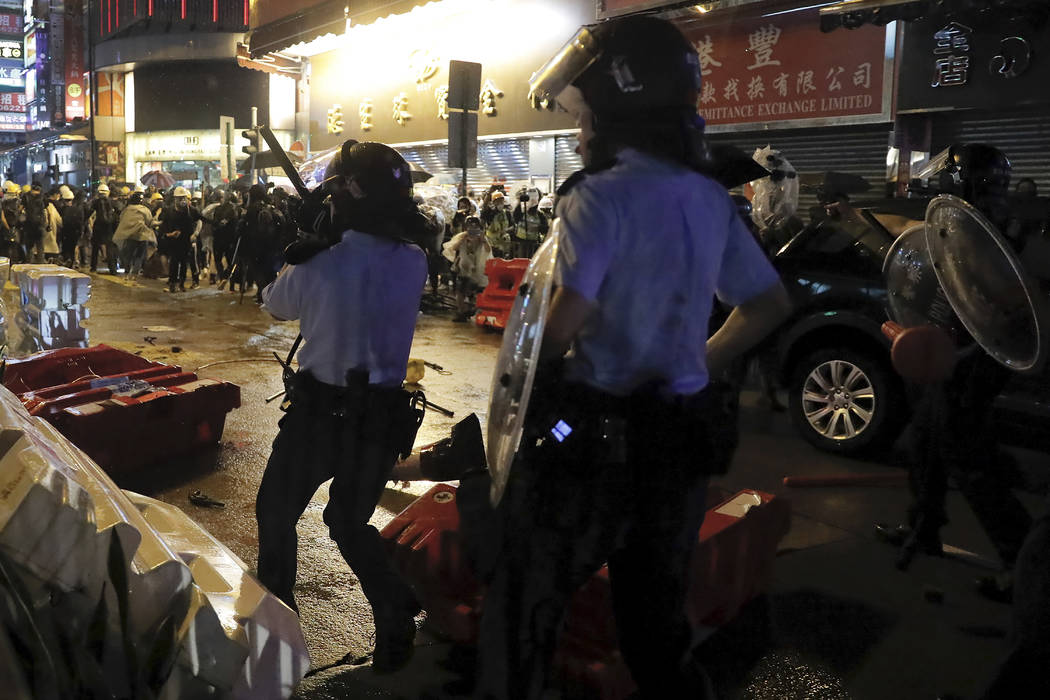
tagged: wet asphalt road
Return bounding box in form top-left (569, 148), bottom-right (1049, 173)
top-left (14, 271), bottom-right (1050, 700)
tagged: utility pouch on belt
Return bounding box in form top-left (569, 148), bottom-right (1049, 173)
top-left (360, 381), bottom-right (425, 461)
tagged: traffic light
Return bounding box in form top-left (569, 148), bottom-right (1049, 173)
top-left (46, 164), bottom-right (59, 180)
top-left (242, 128), bottom-right (260, 157)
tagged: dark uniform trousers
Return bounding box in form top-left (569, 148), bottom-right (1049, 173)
top-left (906, 348), bottom-right (1031, 567)
top-left (255, 372), bottom-right (419, 618)
top-left (475, 382), bottom-right (727, 700)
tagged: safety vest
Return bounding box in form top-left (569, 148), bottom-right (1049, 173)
top-left (486, 210), bottom-right (512, 248)
top-left (515, 210), bottom-right (545, 241)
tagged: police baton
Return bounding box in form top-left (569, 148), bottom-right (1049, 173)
top-left (257, 125), bottom-right (310, 199)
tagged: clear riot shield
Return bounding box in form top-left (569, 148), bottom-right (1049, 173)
top-left (924, 195), bottom-right (1046, 373)
top-left (486, 222), bottom-right (560, 506)
top-left (883, 223), bottom-right (964, 333)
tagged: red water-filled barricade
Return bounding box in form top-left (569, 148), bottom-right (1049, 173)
top-left (381, 483), bottom-right (791, 699)
top-left (474, 258), bottom-right (530, 331)
top-left (2, 345), bottom-right (241, 478)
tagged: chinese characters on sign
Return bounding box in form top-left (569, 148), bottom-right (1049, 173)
top-left (358, 100), bottom-right (373, 131)
top-left (679, 9), bottom-right (887, 127)
top-left (0, 91), bottom-right (25, 109)
top-left (480, 79), bottom-right (504, 116)
top-left (746, 25), bottom-right (781, 70)
top-left (435, 86), bottom-right (449, 120)
top-left (0, 14), bottom-right (19, 36)
top-left (931, 22), bottom-right (972, 87)
top-left (0, 39), bottom-right (21, 60)
top-left (327, 104), bottom-right (345, 134)
top-left (693, 35), bottom-right (722, 76)
top-left (392, 92), bottom-right (411, 125)
top-left (0, 65), bottom-right (22, 89)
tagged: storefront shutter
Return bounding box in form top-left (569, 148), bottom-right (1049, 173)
top-left (931, 107), bottom-right (1050, 197)
top-left (708, 122), bottom-right (893, 214)
top-left (555, 135), bottom-right (583, 189)
top-left (399, 137), bottom-right (530, 195)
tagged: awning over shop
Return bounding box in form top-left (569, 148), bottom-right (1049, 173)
top-left (818, 0), bottom-right (1049, 32)
top-left (236, 43), bottom-right (303, 76)
top-left (247, 0), bottom-right (435, 57)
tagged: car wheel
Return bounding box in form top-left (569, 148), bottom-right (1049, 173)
top-left (789, 347), bottom-right (903, 455)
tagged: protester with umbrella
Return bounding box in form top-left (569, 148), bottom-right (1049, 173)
top-left (141, 170), bottom-right (176, 190)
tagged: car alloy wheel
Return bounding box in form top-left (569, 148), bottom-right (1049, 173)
top-left (801, 359), bottom-right (876, 441)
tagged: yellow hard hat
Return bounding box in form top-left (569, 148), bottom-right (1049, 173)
top-left (120, 186), bottom-right (131, 196)
top-left (150, 192), bottom-right (164, 201)
top-left (4, 181), bottom-right (19, 195)
top-left (21, 184), bottom-right (30, 193)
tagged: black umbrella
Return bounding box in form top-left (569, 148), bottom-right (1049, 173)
top-left (706, 144), bottom-right (770, 189)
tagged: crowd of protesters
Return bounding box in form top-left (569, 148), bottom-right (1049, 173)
top-left (0, 179), bottom-right (300, 300)
top-left (0, 177), bottom-right (555, 316)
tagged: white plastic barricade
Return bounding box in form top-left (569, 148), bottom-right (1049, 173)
top-left (0, 385), bottom-right (310, 698)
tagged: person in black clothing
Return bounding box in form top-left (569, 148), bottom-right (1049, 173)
top-left (57, 186), bottom-right (85, 266)
top-left (160, 186), bottom-right (202, 293)
top-left (90, 183), bottom-right (119, 273)
top-left (210, 191), bottom-right (240, 283)
top-left (236, 185), bottom-right (280, 302)
top-left (0, 183), bottom-right (21, 262)
top-left (22, 183), bottom-right (47, 263)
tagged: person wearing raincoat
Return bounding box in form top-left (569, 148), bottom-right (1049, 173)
top-left (442, 215), bottom-right (492, 321)
top-left (113, 191), bottom-right (157, 281)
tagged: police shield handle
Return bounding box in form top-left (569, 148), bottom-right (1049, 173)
top-left (881, 321), bottom-right (957, 384)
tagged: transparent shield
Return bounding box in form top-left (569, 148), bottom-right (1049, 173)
top-left (486, 222), bottom-right (560, 506)
top-left (924, 195), bottom-right (1046, 372)
top-left (884, 223), bottom-right (961, 332)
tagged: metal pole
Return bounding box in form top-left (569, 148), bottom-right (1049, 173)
top-left (87, 3), bottom-right (97, 186)
top-left (460, 116), bottom-right (467, 197)
top-left (250, 106), bottom-right (258, 185)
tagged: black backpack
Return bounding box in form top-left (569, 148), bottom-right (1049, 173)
top-left (23, 195), bottom-right (45, 235)
top-left (93, 197), bottom-right (115, 230)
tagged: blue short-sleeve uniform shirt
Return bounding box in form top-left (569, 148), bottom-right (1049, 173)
top-left (554, 149), bottom-right (779, 396)
top-left (263, 230), bottom-right (427, 387)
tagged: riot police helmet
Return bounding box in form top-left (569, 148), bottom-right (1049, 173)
top-left (931, 143), bottom-right (1012, 224)
top-left (324, 140), bottom-right (413, 204)
top-left (531, 16), bottom-right (705, 170)
top-left (532, 17), bottom-right (699, 120)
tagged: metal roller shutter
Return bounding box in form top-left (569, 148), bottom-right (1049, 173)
top-left (398, 138), bottom-right (531, 194)
top-left (708, 123), bottom-right (893, 214)
top-left (931, 107), bottom-right (1050, 196)
top-left (555, 134), bottom-right (583, 189)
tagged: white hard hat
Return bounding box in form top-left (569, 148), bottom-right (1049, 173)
top-left (97, 183), bottom-right (110, 194)
top-left (134, 183), bottom-right (145, 193)
top-left (174, 186), bottom-right (190, 198)
top-left (192, 191), bottom-right (202, 199)
top-left (59, 185), bottom-right (73, 200)
top-left (538, 195), bottom-right (554, 209)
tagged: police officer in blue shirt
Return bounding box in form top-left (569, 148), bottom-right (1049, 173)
top-left (472, 16), bottom-right (792, 700)
top-left (256, 141), bottom-right (430, 674)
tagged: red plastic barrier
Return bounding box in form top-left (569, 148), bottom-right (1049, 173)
top-left (2, 345), bottom-right (241, 477)
top-left (381, 484), bottom-right (791, 699)
top-left (2, 345), bottom-right (162, 393)
top-left (474, 258), bottom-right (530, 331)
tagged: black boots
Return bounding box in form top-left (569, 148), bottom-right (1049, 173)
top-left (371, 600), bottom-right (422, 674)
top-left (418, 413), bottom-right (487, 481)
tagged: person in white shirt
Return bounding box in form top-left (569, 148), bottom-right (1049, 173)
top-left (472, 16), bottom-right (791, 700)
top-left (257, 140), bottom-right (431, 674)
